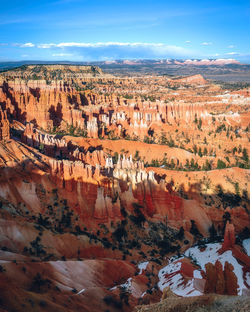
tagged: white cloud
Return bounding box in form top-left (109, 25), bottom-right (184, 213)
top-left (226, 52), bottom-right (239, 55)
top-left (34, 41), bottom-right (197, 60)
top-left (201, 42), bottom-right (212, 46)
top-left (37, 43), bottom-right (55, 49)
top-left (38, 42), bottom-right (125, 48)
top-left (19, 42), bottom-right (35, 47)
top-left (52, 53), bottom-right (73, 57)
top-left (37, 41), bottom-right (188, 49)
top-left (228, 45), bottom-right (235, 49)
top-left (9, 41), bottom-right (247, 62)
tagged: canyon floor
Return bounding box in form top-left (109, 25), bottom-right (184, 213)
top-left (0, 64), bottom-right (249, 311)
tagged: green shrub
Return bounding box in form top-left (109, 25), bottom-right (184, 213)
top-left (217, 159), bottom-right (226, 169)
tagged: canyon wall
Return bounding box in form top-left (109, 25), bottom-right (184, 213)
top-left (0, 105), bottom-right (9, 140)
top-left (0, 79), bottom-right (212, 140)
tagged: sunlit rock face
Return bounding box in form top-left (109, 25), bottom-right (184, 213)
top-left (0, 73), bottom-right (212, 142)
top-left (0, 106), bottom-right (9, 140)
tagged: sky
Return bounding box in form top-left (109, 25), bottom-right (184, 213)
top-left (0, 0), bottom-right (249, 62)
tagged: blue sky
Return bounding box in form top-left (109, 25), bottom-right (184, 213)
top-left (0, 0), bottom-right (249, 62)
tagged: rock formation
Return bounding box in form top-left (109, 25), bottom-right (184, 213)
top-left (0, 65), bottom-right (249, 312)
top-left (222, 221), bottom-right (236, 251)
top-left (0, 106), bottom-right (9, 140)
top-left (174, 74), bottom-right (208, 85)
top-left (203, 260), bottom-right (238, 295)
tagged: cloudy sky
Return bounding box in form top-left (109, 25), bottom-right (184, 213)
top-left (0, 0), bottom-right (249, 62)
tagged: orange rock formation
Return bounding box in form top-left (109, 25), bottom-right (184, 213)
top-left (203, 260), bottom-right (238, 295)
top-left (0, 65), bottom-right (249, 311)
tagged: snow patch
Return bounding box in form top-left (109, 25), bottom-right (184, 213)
top-left (184, 243), bottom-right (246, 295)
top-left (110, 277), bottom-right (132, 291)
top-left (193, 270), bottom-right (202, 279)
top-left (138, 261), bottom-right (149, 274)
top-left (158, 260), bottom-right (201, 297)
top-left (158, 242), bottom-right (248, 297)
top-left (120, 277), bottom-right (132, 291)
top-left (140, 291), bottom-right (147, 298)
top-left (77, 288), bottom-right (85, 295)
top-left (242, 239), bottom-right (250, 256)
top-left (245, 272), bottom-right (250, 287)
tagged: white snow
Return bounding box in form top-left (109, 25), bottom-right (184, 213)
top-left (110, 277), bottom-right (132, 291)
top-left (76, 288), bottom-right (85, 295)
top-left (242, 239), bottom-right (250, 256)
top-left (110, 285), bottom-right (118, 291)
top-left (158, 242), bottom-right (248, 297)
top-left (158, 268), bottom-right (202, 297)
top-left (193, 270), bottom-right (202, 279)
top-left (184, 243), bottom-right (246, 295)
top-left (140, 291), bottom-right (147, 298)
top-left (159, 261), bottom-right (182, 279)
top-left (120, 277), bottom-right (132, 291)
top-left (245, 272), bottom-right (250, 287)
top-left (184, 243), bottom-right (221, 265)
top-left (109, 262), bottom-right (149, 297)
top-left (138, 261), bottom-right (149, 274)
top-left (158, 260), bottom-right (201, 297)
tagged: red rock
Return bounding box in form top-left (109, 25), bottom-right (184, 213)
top-left (174, 74), bottom-right (207, 85)
top-left (221, 221), bottom-right (236, 251)
top-left (204, 262), bottom-right (217, 293)
top-left (0, 106), bottom-right (10, 140)
top-left (203, 260), bottom-right (238, 295)
top-left (215, 260), bottom-right (225, 294)
top-left (224, 261), bottom-right (238, 295)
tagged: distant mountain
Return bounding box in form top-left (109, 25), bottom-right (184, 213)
top-left (1, 59), bottom-right (250, 82)
top-left (0, 64), bottom-right (107, 80)
top-left (0, 58), bottom-right (243, 71)
top-left (101, 58), bottom-right (241, 66)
